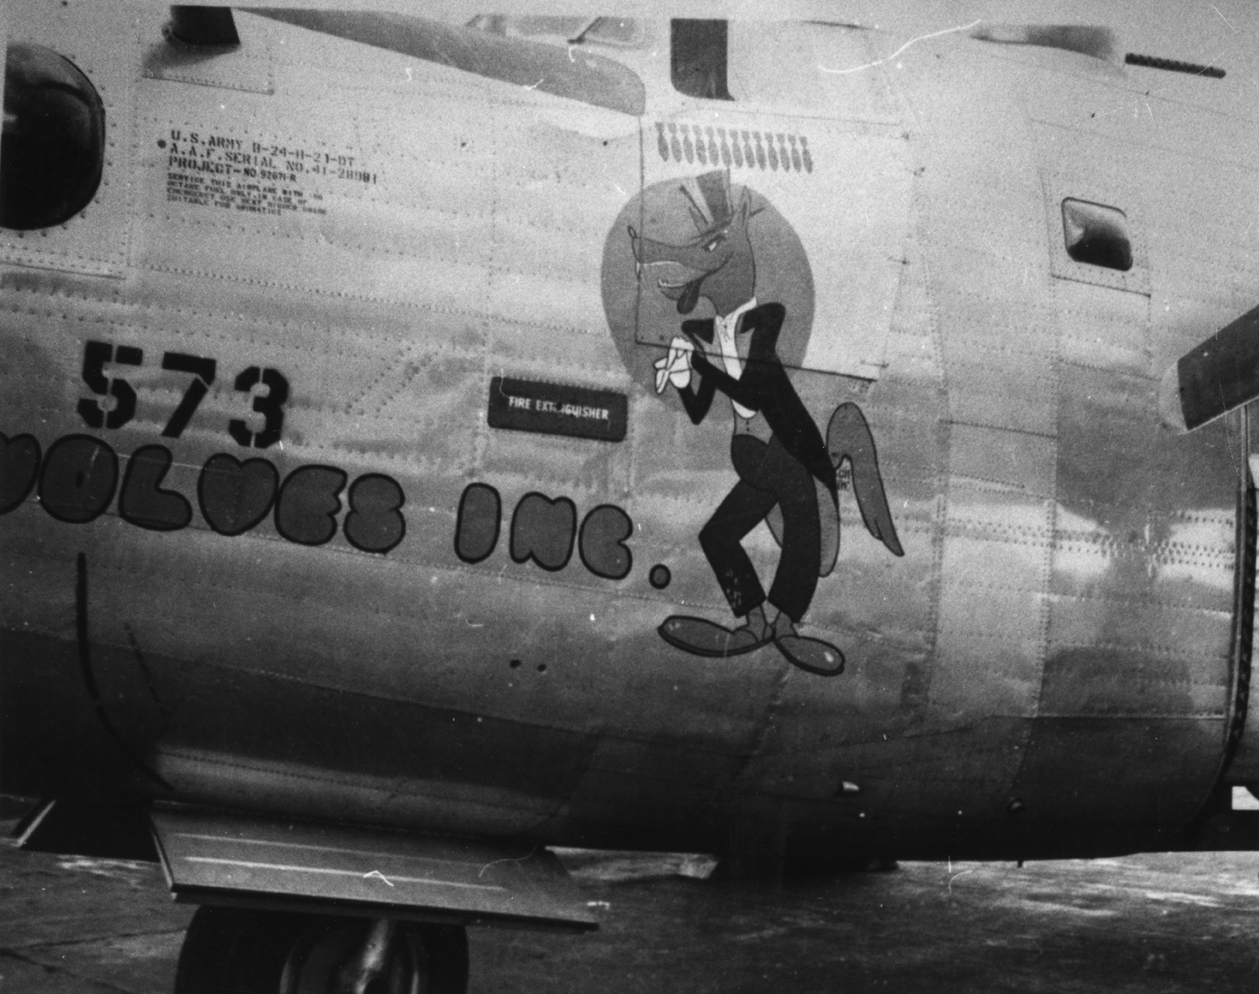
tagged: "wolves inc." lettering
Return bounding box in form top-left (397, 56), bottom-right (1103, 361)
top-left (1, 433), bottom-right (643, 581)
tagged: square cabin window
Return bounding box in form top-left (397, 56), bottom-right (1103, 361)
top-left (671, 19), bottom-right (733, 100)
top-left (1061, 198), bottom-right (1132, 271)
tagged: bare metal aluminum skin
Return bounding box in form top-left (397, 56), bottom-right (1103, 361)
top-left (1, 4), bottom-right (1254, 872)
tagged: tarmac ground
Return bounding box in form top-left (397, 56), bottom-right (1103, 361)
top-left (3, 814), bottom-right (1259, 994)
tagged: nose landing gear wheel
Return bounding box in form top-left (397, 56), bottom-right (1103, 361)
top-left (175, 908), bottom-right (468, 994)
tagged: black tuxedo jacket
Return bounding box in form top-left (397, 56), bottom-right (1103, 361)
top-left (677, 303), bottom-right (835, 499)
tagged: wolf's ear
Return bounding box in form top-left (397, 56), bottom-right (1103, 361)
top-left (627, 224), bottom-right (641, 259)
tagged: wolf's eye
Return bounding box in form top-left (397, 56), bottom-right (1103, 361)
top-left (703, 233), bottom-right (726, 252)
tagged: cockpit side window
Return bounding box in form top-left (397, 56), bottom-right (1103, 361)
top-left (671, 19), bottom-right (732, 101)
top-left (1061, 199), bottom-right (1133, 272)
top-left (1, 43), bottom-right (105, 230)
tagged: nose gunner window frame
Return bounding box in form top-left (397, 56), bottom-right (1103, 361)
top-left (1, 43), bottom-right (105, 230)
top-left (0, 5), bottom-right (135, 279)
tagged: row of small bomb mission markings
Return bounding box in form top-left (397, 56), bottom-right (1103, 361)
top-left (0, 433), bottom-right (662, 584)
top-left (655, 121), bottom-right (814, 173)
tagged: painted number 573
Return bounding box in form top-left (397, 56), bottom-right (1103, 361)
top-left (77, 340), bottom-right (289, 449)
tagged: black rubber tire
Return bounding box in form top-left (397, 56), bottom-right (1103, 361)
top-left (175, 908), bottom-right (308, 994)
top-left (174, 907), bottom-right (469, 994)
top-left (409, 923), bottom-right (469, 994)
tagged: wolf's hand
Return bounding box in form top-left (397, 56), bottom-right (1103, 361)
top-left (654, 336), bottom-right (694, 393)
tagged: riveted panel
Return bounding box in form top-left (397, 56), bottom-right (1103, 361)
top-left (0, 3), bottom-right (134, 277)
top-left (1041, 169), bottom-right (1149, 296)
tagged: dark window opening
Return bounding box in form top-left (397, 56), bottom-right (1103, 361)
top-left (671, 19), bottom-right (732, 101)
top-left (1, 44), bottom-right (105, 230)
top-left (167, 6), bottom-right (241, 48)
top-left (1061, 198), bottom-right (1132, 271)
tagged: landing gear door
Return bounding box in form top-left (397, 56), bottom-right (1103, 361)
top-left (632, 21), bottom-right (911, 382)
top-left (1228, 409), bottom-right (1259, 782)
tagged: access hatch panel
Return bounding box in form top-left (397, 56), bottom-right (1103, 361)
top-left (151, 808), bottom-right (597, 930)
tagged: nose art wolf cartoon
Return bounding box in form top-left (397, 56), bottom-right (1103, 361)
top-left (629, 170), bottom-right (903, 677)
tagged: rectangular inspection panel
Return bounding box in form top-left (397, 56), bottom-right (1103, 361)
top-left (1178, 303), bottom-right (1259, 430)
top-left (151, 808), bottom-right (596, 930)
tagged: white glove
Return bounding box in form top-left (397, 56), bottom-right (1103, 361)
top-left (654, 336), bottom-right (694, 394)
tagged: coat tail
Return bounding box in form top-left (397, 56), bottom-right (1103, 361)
top-left (826, 402), bottom-right (903, 558)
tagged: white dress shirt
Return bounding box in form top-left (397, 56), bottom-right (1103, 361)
top-left (714, 297), bottom-right (758, 420)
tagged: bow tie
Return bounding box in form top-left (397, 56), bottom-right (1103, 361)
top-left (715, 299), bottom-right (757, 340)
top-left (715, 310), bottom-right (740, 341)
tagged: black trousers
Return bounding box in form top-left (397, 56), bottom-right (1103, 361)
top-left (699, 434), bottom-right (820, 622)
